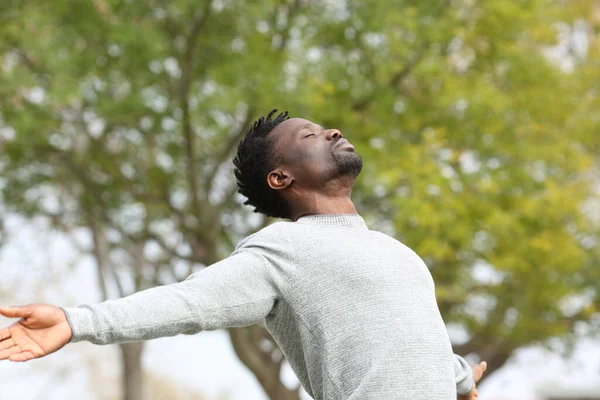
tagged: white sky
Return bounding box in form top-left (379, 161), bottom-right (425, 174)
top-left (0, 215), bottom-right (598, 400)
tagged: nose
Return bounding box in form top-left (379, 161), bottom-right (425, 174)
top-left (325, 129), bottom-right (343, 141)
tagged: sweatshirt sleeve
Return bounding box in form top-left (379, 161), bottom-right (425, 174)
top-left (454, 354), bottom-right (474, 395)
top-left (61, 248), bottom-right (278, 345)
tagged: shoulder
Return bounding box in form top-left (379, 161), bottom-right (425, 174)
top-left (234, 221), bottom-right (295, 251)
top-left (369, 229), bottom-right (421, 255)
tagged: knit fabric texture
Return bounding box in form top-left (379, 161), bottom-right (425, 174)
top-left (63, 214), bottom-right (473, 399)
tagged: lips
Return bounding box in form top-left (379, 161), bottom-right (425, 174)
top-left (334, 138), bottom-right (354, 150)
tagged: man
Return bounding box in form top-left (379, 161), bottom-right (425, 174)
top-left (0, 110), bottom-right (485, 399)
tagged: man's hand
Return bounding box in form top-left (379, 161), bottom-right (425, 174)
top-left (458, 361), bottom-right (487, 400)
top-left (0, 304), bottom-right (72, 362)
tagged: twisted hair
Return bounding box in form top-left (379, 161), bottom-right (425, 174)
top-left (233, 109), bottom-right (292, 219)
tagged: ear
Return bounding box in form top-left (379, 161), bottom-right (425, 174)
top-left (267, 168), bottom-right (293, 191)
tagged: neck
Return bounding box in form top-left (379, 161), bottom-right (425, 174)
top-left (289, 179), bottom-right (358, 221)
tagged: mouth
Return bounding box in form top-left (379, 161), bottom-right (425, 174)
top-left (334, 138), bottom-right (355, 151)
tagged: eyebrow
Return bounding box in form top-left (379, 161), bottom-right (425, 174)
top-left (292, 123), bottom-right (324, 136)
top-left (292, 123), bottom-right (313, 135)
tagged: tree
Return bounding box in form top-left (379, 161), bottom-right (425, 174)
top-left (290, 0), bottom-right (600, 380)
top-left (1, 0), bottom-right (302, 398)
top-left (0, 0), bottom-right (598, 398)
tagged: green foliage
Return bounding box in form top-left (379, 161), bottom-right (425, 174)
top-left (293, 0), bottom-right (600, 369)
top-left (0, 0), bottom-right (598, 393)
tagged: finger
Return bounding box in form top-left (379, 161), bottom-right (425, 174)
top-left (0, 345), bottom-right (22, 361)
top-left (0, 306), bottom-right (33, 319)
top-left (469, 387), bottom-right (478, 400)
top-left (472, 361), bottom-right (487, 382)
top-left (0, 337), bottom-right (15, 351)
top-left (10, 351), bottom-right (35, 362)
top-left (473, 368), bottom-right (483, 382)
top-left (0, 327), bottom-right (11, 341)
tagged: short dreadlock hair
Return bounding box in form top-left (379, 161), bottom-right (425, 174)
top-left (233, 109), bottom-right (292, 219)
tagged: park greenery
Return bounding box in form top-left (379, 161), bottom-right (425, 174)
top-left (0, 0), bottom-right (598, 399)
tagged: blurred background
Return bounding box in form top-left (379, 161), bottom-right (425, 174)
top-left (0, 0), bottom-right (599, 399)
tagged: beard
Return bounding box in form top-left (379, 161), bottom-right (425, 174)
top-left (332, 149), bottom-right (363, 179)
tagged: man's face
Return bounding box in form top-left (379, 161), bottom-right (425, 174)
top-left (268, 118), bottom-right (363, 189)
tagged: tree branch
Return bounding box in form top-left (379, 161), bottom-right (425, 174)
top-left (453, 340), bottom-right (478, 356)
top-left (228, 325), bottom-right (299, 400)
top-left (389, 43), bottom-right (430, 88)
top-left (271, 0), bottom-right (303, 52)
top-left (476, 347), bottom-right (512, 385)
top-left (89, 209), bottom-right (111, 301)
top-left (180, 1), bottom-right (213, 218)
top-left (100, 209), bottom-right (205, 264)
top-left (204, 108), bottom-right (254, 196)
top-left (61, 152), bottom-right (207, 265)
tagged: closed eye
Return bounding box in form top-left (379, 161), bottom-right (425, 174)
top-left (304, 133), bottom-right (316, 138)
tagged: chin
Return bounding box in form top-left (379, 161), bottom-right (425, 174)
top-left (334, 151), bottom-right (363, 178)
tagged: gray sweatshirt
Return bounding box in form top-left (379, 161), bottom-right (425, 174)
top-left (63, 214), bottom-right (473, 399)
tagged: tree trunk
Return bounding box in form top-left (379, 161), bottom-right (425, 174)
top-left (454, 341), bottom-right (512, 386)
top-left (229, 326), bottom-right (301, 400)
top-left (119, 342), bottom-right (146, 400)
top-left (476, 350), bottom-right (510, 386)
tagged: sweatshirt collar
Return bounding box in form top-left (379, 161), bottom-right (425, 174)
top-left (295, 214), bottom-right (368, 230)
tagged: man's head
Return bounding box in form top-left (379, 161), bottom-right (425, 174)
top-left (233, 110), bottom-right (363, 220)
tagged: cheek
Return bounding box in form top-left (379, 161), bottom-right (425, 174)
top-left (294, 147), bottom-right (332, 171)
top-left (288, 145), bottom-right (316, 163)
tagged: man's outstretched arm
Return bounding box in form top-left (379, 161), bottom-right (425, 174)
top-left (0, 247), bottom-right (279, 361)
top-left (0, 304), bottom-right (72, 362)
top-left (454, 354), bottom-right (475, 395)
top-left (456, 355), bottom-right (487, 400)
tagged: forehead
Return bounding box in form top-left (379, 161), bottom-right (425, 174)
top-left (268, 118), bottom-right (315, 158)
top-left (269, 117), bottom-right (315, 140)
